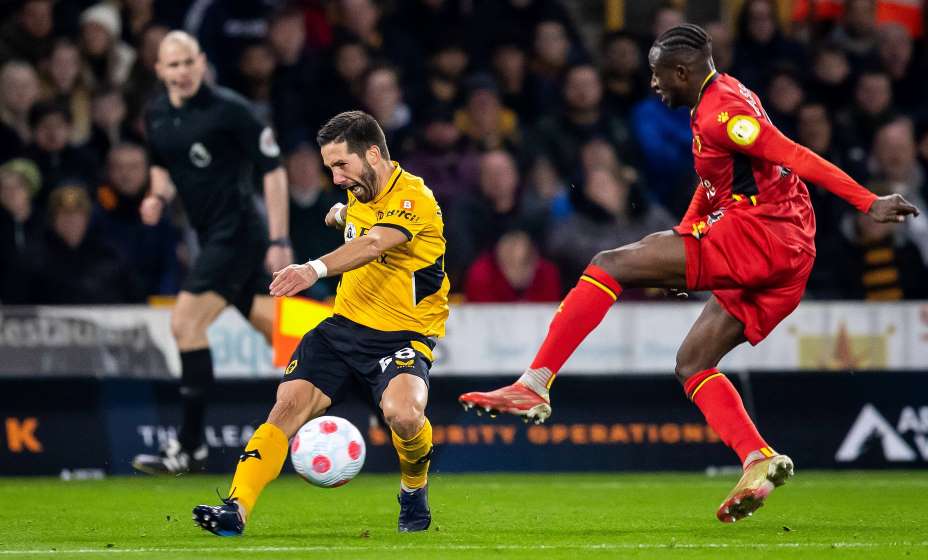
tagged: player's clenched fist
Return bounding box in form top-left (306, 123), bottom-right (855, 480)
top-left (140, 195), bottom-right (165, 225)
top-left (325, 202), bottom-right (346, 229)
top-left (269, 263), bottom-right (318, 297)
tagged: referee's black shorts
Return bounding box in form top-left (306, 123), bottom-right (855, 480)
top-left (182, 232), bottom-right (270, 317)
top-left (282, 315), bottom-right (435, 406)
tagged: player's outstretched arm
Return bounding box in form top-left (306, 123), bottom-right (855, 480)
top-left (867, 193), bottom-right (920, 223)
top-left (268, 225), bottom-right (408, 297)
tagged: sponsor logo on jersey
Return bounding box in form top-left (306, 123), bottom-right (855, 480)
top-left (402, 199), bottom-right (415, 210)
top-left (345, 222), bottom-right (357, 240)
top-left (716, 111), bottom-right (729, 124)
top-left (259, 127), bottom-right (280, 157)
top-left (726, 115), bottom-right (760, 146)
top-left (189, 142), bottom-right (212, 167)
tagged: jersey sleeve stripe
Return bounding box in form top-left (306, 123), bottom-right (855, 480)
top-left (374, 222), bottom-right (413, 241)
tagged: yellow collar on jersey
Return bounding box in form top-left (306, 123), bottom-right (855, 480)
top-left (690, 69), bottom-right (718, 118)
top-left (370, 162), bottom-right (403, 205)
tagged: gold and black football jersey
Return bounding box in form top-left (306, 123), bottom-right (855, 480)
top-left (334, 163), bottom-right (450, 337)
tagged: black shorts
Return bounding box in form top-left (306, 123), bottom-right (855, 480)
top-left (282, 315), bottom-right (434, 406)
top-left (182, 234), bottom-right (270, 317)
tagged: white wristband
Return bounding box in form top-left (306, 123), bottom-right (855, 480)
top-left (307, 259), bottom-right (327, 278)
top-left (334, 203), bottom-right (346, 226)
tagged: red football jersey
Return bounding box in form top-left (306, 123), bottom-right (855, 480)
top-left (676, 72), bottom-right (877, 255)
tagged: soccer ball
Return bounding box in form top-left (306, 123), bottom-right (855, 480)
top-left (290, 416), bottom-right (366, 488)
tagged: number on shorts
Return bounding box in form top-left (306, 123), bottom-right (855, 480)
top-left (379, 347), bottom-right (416, 372)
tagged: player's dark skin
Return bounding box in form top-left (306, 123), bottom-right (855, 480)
top-left (588, 43), bottom-right (920, 384)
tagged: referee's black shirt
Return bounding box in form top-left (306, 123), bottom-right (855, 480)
top-left (146, 84), bottom-right (281, 243)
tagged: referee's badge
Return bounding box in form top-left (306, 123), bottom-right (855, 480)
top-left (189, 142), bottom-right (212, 167)
top-left (726, 115), bottom-right (760, 146)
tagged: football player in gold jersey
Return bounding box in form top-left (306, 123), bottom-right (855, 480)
top-left (193, 111), bottom-right (449, 536)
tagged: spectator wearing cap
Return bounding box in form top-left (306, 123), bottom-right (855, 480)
top-left (94, 142), bottom-right (180, 297)
top-left (464, 229), bottom-right (562, 303)
top-left (404, 103), bottom-right (481, 211)
top-left (0, 0), bottom-right (55, 66)
top-left (79, 2), bottom-right (137, 89)
top-left (23, 184), bottom-right (143, 304)
top-left (24, 101), bottom-right (100, 209)
top-left (454, 73), bottom-right (521, 152)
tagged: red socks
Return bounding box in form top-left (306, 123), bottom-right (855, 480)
top-left (529, 264), bottom-right (622, 376)
top-left (684, 368), bottom-right (772, 465)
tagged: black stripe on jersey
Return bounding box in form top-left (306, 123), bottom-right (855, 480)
top-left (731, 152), bottom-right (759, 197)
top-left (414, 255), bottom-right (445, 305)
top-left (374, 222), bottom-right (412, 241)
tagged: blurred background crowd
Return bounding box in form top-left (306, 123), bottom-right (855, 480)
top-left (0, 0), bottom-right (926, 306)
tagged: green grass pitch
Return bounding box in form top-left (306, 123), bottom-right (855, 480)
top-left (1, 472), bottom-right (926, 559)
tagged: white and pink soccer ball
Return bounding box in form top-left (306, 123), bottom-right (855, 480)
top-left (290, 416), bottom-right (366, 488)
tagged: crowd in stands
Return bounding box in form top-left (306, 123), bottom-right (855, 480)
top-left (1, 0), bottom-right (926, 305)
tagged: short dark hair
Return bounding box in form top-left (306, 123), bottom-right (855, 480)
top-left (654, 23), bottom-right (712, 59)
top-left (316, 110), bottom-right (390, 161)
top-left (29, 100), bottom-right (71, 128)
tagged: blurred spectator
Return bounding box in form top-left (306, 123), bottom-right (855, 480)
top-left (532, 64), bottom-right (638, 183)
top-left (332, 0), bottom-right (422, 82)
top-left (25, 101), bottom-right (99, 208)
top-left (0, 158), bottom-right (43, 303)
top-left (87, 88), bottom-right (143, 162)
top-left (269, 6), bottom-right (320, 152)
top-left (650, 3), bottom-right (684, 41)
top-left (0, 0), bottom-right (55, 65)
top-left (876, 23), bottom-right (924, 112)
top-left (807, 43), bottom-right (852, 111)
top-left (423, 40), bottom-right (470, 107)
top-left (38, 39), bottom-right (93, 146)
top-left (764, 66), bottom-right (805, 139)
top-left (521, 155), bottom-right (571, 223)
top-left (491, 39), bottom-right (542, 125)
top-left (285, 144), bottom-right (344, 299)
top-left (821, 211), bottom-right (928, 300)
top-left (528, 19), bottom-right (582, 116)
top-left (120, 0), bottom-right (155, 47)
top-left (361, 64), bottom-right (413, 154)
top-left (836, 69), bottom-right (895, 151)
top-left (123, 24), bottom-right (168, 122)
top-left (79, 3), bottom-right (137, 89)
top-left (464, 229), bottom-right (561, 302)
top-left (235, 42), bottom-right (277, 123)
top-left (0, 60), bottom-right (41, 152)
top-left (731, 0), bottom-right (805, 93)
top-left (868, 118), bottom-right (928, 261)
top-left (454, 73), bottom-right (521, 152)
top-left (183, 2), bottom-right (270, 85)
top-left (704, 21), bottom-right (733, 73)
top-left (24, 184), bottom-right (142, 304)
top-left (829, 0), bottom-right (880, 68)
top-left (473, 0), bottom-right (582, 58)
top-left (0, 159), bottom-right (43, 304)
top-left (446, 149), bottom-right (544, 285)
top-left (316, 38), bottom-right (370, 123)
top-left (600, 31), bottom-right (648, 117)
top-left (404, 104), bottom-right (480, 211)
top-left (631, 91), bottom-right (692, 216)
top-left (547, 164), bottom-right (674, 288)
top-left (94, 142), bottom-right (180, 296)
top-left (394, 0), bottom-right (474, 60)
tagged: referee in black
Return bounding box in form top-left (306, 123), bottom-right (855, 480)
top-left (133, 31), bottom-right (292, 474)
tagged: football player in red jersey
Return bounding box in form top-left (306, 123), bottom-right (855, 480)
top-left (459, 23), bottom-right (919, 522)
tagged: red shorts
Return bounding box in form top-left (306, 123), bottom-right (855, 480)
top-left (676, 204), bottom-right (815, 345)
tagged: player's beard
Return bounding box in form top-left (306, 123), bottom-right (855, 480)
top-left (348, 161), bottom-right (379, 203)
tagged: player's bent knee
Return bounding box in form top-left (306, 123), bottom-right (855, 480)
top-left (383, 408), bottom-right (425, 440)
